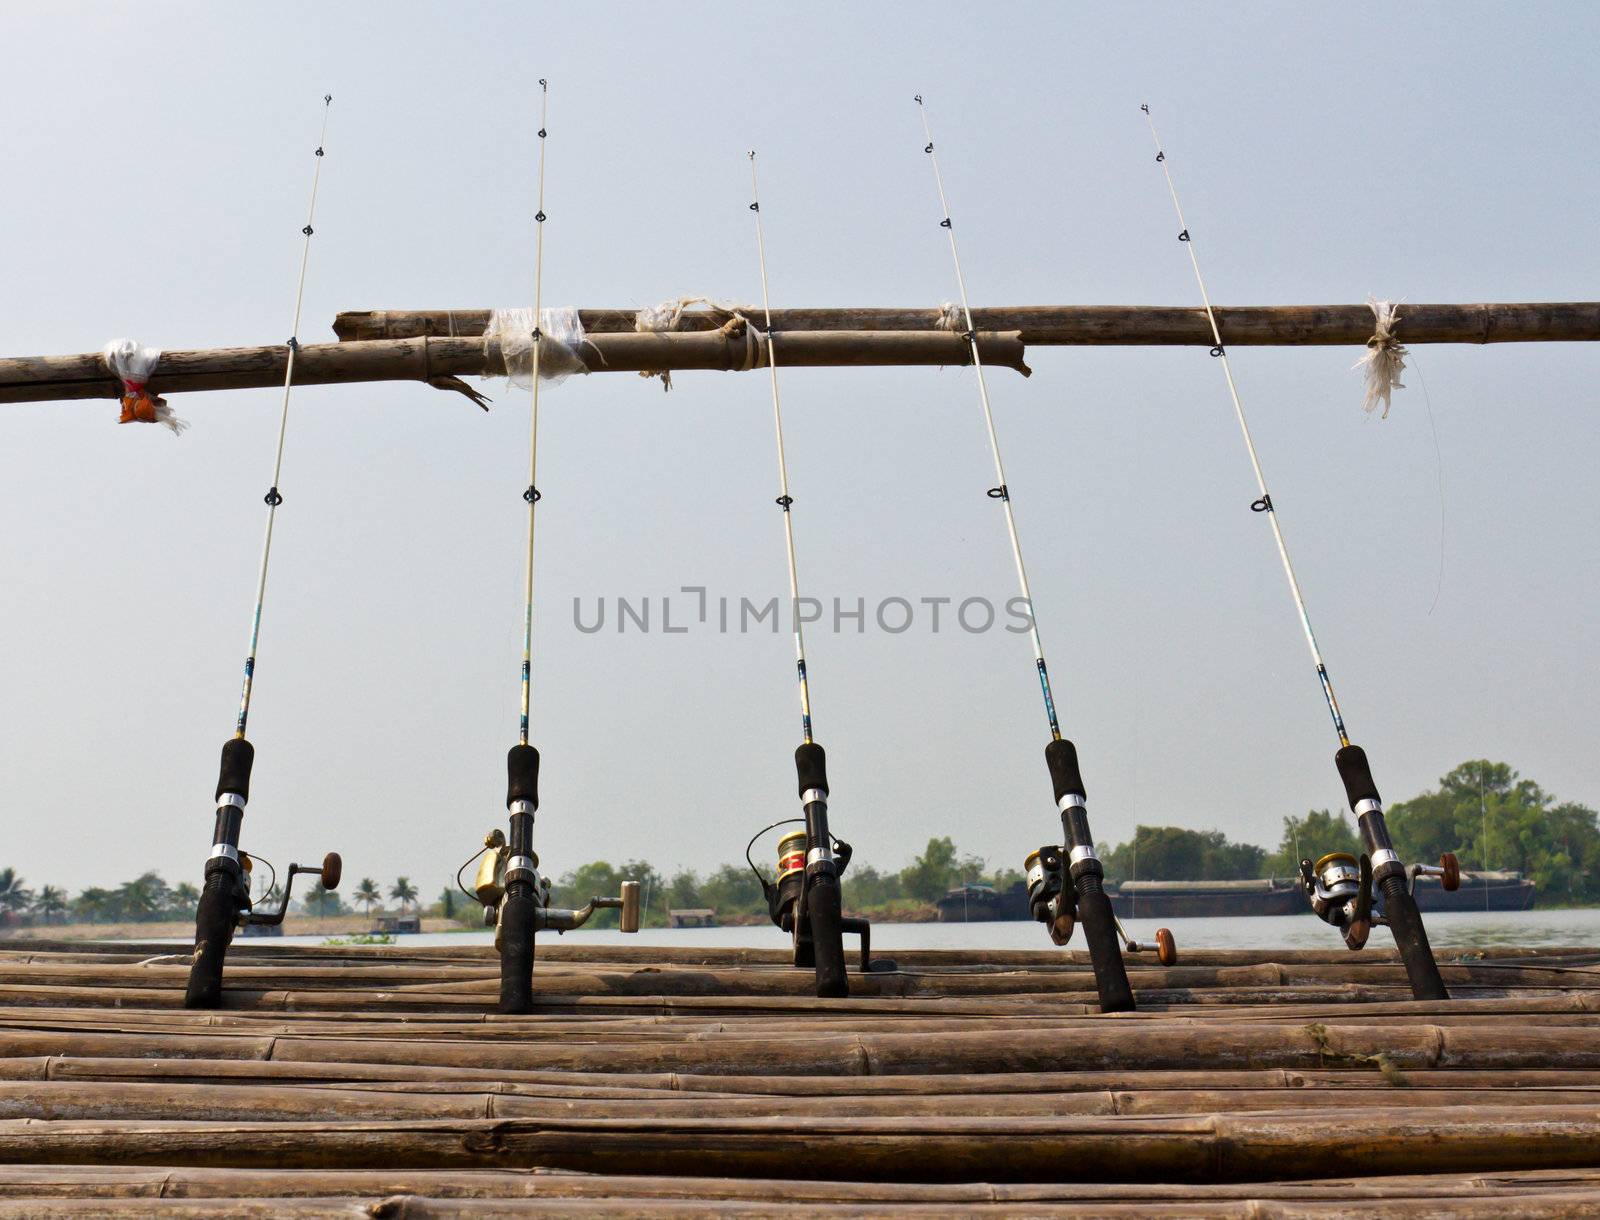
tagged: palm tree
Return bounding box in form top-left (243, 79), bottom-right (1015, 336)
top-left (355, 878), bottom-right (380, 916)
top-left (34, 886), bottom-right (67, 925)
top-left (115, 872), bottom-right (171, 922)
top-left (170, 883), bottom-right (200, 917)
top-left (0, 869), bottom-right (34, 915)
top-left (389, 876), bottom-right (418, 914)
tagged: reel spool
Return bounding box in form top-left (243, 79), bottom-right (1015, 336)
top-left (770, 829), bottom-right (809, 928)
top-left (1300, 851), bottom-right (1373, 950)
top-left (1024, 846), bottom-right (1074, 945)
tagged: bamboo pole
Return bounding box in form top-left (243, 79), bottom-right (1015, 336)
top-left (0, 331), bottom-right (1029, 408)
top-left (332, 302), bottom-right (1600, 346)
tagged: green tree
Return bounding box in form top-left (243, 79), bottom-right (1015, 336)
top-left (115, 872), bottom-right (171, 922)
top-left (0, 869), bottom-right (34, 915)
top-left (33, 885), bottom-right (67, 925)
top-left (1388, 761), bottom-right (1600, 903)
top-left (354, 878), bottom-right (381, 916)
top-left (900, 837), bottom-right (968, 902)
top-left (303, 881), bottom-right (346, 916)
top-left (699, 863), bottom-right (768, 920)
top-left (389, 877), bottom-right (418, 913)
top-left (168, 882), bottom-right (201, 919)
top-left (73, 887), bottom-right (119, 923)
top-left (1102, 827), bottom-right (1266, 883)
top-left (1264, 809), bottom-right (1363, 876)
top-left (665, 868), bottom-right (703, 912)
top-left (841, 863), bottom-right (904, 909)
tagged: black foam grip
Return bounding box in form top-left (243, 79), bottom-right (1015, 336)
top-left (807, 873), bottom-right (849, 998)
top-left (1380, 874), bottom-right (1449, 1001)
top-left (1045, 738), bottom-right (1086, 804)
top-left (183, 871), bottom-right (237, 1010)
top-left (795, 742), bottom-right (829, 799)
top-left (214, 737), bottom-right (255, 803)
top-left (506, 744), bottom-right (541, 809)
top-left (1335, 745), bottom-right (1381, 809)
top-left (498, 883), bottom-right (538, 1013)
top-left (1074, 872), bottom-right (1135, 1013)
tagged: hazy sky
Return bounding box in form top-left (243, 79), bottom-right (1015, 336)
top-left (3, 3), bottom-right (1597, 898)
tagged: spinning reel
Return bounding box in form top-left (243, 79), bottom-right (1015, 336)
top-left (1025, 846), bottom-right (1178, 967)
top-left (1300, 849), bottom-right (1462, 951)
top-left (185, 736), bottom-right (343, 1009)
top-left (457, 828), bottom-right (642, 949)
top-left (750, 823), bottom-right (880, 982)
top-left (747, 745), bottom-right (889, 998)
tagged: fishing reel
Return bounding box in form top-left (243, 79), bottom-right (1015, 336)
top-left (1301, 849), bottom-right (1462, 951)
top-left (185, 735), bottom-right (343, 1008)
top-left (458, 829), bottom-right (642, 946)
top-left (1300, 852), bottom-right (1374, 949)
top-left (754, 825), bottom-right (877, 976)
top-left (1025, 846), bottom-right (1178, 967)
top-left (237, 851), bottom-right (343, 929)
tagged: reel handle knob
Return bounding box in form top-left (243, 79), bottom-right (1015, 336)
top-left (319, 852), bottom-right (342, 891)
top-left (1155, 927), bottom-right (1178, 967)
top-left (619, 880), bottom-right (642, 933)
top-left (1439, 851), bottom-right (1461, 892)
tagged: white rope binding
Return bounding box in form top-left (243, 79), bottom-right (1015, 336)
top-left (484, 306), bottom-right (589, 389)
top-left (634, 296), bottom-right (744, 391)
top-left (103, 339), bottom-right (188, 435)
top-left (1356, 298), bottom-right (1407, 419)
top-left (934, 302), bottom-right (963, 332)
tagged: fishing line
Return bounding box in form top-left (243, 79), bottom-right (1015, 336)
top-left (233, 94), bottom-right (333, 739)
top-left (1142, 105), bottom-right (1449, 1000)
top-left (917, 96), bottom-right (1148, 1010)
top-left (914, 96), bottom-right (1060, 741)
top-left (1411, 356), bottom-right (1446, 616)
top-left (1140, 105), bottom-right (1350, 749)
top-left (518, 79), bottom-right (551, 745)
top-left (747, 151), bottom-right (815, 744)
top-left (744, 152), bottom-right (856, 1000)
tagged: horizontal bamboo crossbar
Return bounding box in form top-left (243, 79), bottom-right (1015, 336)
top-left (0, 331), bottom-right (1028, 407)
top-left (333, 302), bottom-right (1600, 346)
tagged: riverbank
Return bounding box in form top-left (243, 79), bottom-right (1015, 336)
top-left (0, 916), bottom-right (462, 942)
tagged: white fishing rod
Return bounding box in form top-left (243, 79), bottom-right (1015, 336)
top-left (188, 94), bottom-right (343, 1010)
top-left (745, 151), bottom-right (852, 998)
top-left (498, 78), bottom-right (579, 1014)
top-left (747, 151), bottom-right (815, 746)
top-left (519, 78), bottom-right (551, 748)
top-left (235, 93), bottom-right (333, 740)
top-left (915, 96), bottom-right (1060, 744)
top-left (1140, 104), bottom-right (1449, 1000)
top-left (1139, 104), bottom-right (1349, 750)
top-left (914, 95), bottom-right (1150, 1012)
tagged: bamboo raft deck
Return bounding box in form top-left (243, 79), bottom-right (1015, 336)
top-left (1, 941), bottom-right (1598, 1215)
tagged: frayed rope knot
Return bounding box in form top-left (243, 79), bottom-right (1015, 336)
top-left (1356, 298), bottom-right (1407, 419)
top-left (934, 302), bottom-right (963, 332)
top-left (634, 297), bottom-right (760, 389)
top-left (103, 339), bottom-right (188, 435)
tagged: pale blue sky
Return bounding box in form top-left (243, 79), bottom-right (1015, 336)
top-left (2, 2), bottom-right (1597, 893)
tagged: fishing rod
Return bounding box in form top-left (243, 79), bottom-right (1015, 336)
top-left (1140, 105), bottom-right (1457, 1000)
top-left (915, 96), bottom-right (1171, 1014)
top-left (185, 95), bottom-right (343, 1009)
top-left (466, 81), bottom-right (639, 1014)
top-left (742, 151), bottom-right (877, 998)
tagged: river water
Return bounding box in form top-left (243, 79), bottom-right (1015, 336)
top-left (263, 907), bottom-right (1600, 952)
